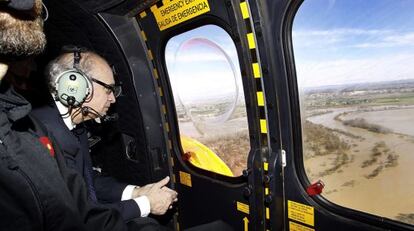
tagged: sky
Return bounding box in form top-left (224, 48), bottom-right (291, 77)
top-left (165, 0), bottom-right (414, 98)
top-left (165, 25), bottom-right (244, 106)
top-left (293, 0), bottom-right (414, 88)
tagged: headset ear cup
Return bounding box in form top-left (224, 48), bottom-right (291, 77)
top-left (55, 70), bottom-right (91, 107)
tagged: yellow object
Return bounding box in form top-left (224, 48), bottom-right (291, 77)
top-left (139, 11), bottom-right (147, 18)
top-left (140, 30), bottom-right (147, 41)
top-left (257, 91), bottom-right (264, 106)
top-left (289, 221), bottom-right (315, 231)
top-left (288, 200), bottom-right (315, 227)
top-left (253, 63), bottom-right (261, 78)
top-left (260, 119), bottom-right (267, 133)
top-left (243, 217), bottom-right (249, 231)
top-left (263, 162), bottom-right (268, 171)
top-left (247, 33), bottom-right (256, 49)
top-left (240, 2), bottom-right (249, 19)
top-left (179, 171), bottom-right (192, 187)
top-left (236, 201), bottom-right (250, 214)
top-left (180, 136), bottom-right (234, 177)
top-left (266, 207), bottom-right (269, 219)
top-left (151, 0), bottom-right (210, 31)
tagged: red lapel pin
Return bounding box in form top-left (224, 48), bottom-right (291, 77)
top-left (39, 136), bottom-right (55, 157)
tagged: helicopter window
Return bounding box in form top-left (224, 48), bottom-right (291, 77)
top-left (293, 0), bottom-right (414, 225)
top-left (165, 24), bottom-right (249, 177)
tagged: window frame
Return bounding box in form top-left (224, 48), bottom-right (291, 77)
top-left (165, 24), bottom-right (251, 178)
top-left (160, 19), bottom-right (259, 183)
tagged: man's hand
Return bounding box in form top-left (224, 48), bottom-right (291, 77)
top-left (132, 176), bottom-right (178, 215)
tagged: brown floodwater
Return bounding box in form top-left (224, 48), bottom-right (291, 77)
top-left (305, 107), bottom-right (414, 223)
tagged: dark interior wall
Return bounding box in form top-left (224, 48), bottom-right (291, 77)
top-left (43, 0), bottom-right (119, 60)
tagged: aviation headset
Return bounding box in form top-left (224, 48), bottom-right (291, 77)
top-left (54, 48), bottom-right (93, 107)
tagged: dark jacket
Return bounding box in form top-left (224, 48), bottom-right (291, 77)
top-left (31, 100), bottom-right (142, 221)
top-left (0, 86), bottom-right (127, 231)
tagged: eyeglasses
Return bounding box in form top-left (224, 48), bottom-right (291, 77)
top-left (91, 78), bottom-right (122, 98)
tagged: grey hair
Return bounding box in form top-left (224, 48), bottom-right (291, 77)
top-left (46, 51), bottom-right (97, 94)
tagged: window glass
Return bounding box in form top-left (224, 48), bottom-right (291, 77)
top-left (293, 0), bottom-right (414, 225)
top-left (165, 25), bottom-right (249, 177)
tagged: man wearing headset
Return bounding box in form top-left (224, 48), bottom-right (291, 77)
top-left (30, 49), bottom-right (178, 222)
top-left (0, 0), bottom-right (171, 230)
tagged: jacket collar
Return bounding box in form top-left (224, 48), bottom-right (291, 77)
top-left (55, 100), bottom-right (76, 130)
top-left (0, 85), bottom-right (31, 122)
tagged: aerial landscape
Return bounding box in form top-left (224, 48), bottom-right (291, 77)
top-left (302, 79), bottom-right (414, 225)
